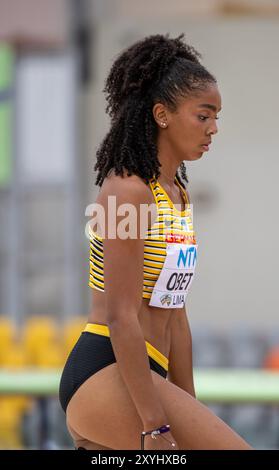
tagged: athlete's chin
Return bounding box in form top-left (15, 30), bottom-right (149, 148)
top-left (197, 151), bottom-right (204, 159)
top-left (185, 151), bottom-right (204, 161)
top-left (182, 148), bottom-right (205, 161)
top-left (197, 146), bottom-right (207, 157)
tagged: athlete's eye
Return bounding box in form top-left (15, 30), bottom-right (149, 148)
top-left (198, 115), bottom-right (219, 121)
top-left (198, 115), bottom-right (208, 121)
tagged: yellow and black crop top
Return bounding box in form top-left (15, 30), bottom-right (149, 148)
top-left (88, 176), bottom-right (196, 300)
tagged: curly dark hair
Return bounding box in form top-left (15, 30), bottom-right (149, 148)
top-left (94, 33), bottom-right (217, 188)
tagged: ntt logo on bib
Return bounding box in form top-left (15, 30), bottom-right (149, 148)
top-left (177, 246), bottom-right (197, 268)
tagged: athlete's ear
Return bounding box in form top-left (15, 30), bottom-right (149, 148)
top-left (152, 103), bottom-right (169, 128)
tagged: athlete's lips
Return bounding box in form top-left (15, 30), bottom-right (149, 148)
top-left (201, 140), bottom-right (211, 151)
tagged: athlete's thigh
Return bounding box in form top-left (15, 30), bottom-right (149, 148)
top-left (154, 376), bottom-right (252, 450)
top-left (66, 363), bottom-right (251, 450)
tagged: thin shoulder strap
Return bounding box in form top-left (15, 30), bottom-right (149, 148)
top-left (174, 176), bottom-right (189, 205)
top-left (148, 176), bottom-right (160, 206)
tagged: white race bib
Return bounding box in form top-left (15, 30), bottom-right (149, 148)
top-left (148, 242), bottom-right (198, 309)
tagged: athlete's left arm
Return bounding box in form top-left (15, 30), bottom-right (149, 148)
top-left (167, 306), bottom-right (196, 398)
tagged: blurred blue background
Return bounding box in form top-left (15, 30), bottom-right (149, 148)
top-left (0, 0), bottom-right (279, 449)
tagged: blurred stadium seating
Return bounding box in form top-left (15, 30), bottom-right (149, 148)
top-left (0, 314), bottom-right (86, 449)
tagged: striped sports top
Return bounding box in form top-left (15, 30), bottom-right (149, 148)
top-left (88, 176), bottom-right (197, 300)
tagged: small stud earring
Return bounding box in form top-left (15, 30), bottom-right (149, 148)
top-left (161, 122), bottom-right (167, 127)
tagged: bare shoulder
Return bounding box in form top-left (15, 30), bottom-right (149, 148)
top-left (97, 169), bottom-right (153, 206)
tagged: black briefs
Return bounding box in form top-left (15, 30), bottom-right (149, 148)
top-left (59, 324), bottom-right (169, 413)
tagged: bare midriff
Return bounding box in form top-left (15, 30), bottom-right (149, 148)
top-left (88, 291), bottom-right (173, 358)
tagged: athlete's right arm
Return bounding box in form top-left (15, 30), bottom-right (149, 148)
top-left (99, 173), bottom-right (169, 430)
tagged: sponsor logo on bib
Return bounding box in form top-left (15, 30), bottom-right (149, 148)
top-left (160, 294), bottom-right (172, 306)
top-left (177, 246), bottom-right (197, 268)
top-left (165, 232), bottom-right (196, 244)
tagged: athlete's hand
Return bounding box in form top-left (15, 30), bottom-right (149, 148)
top-left (143, 431), bottom-right (179, 450)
